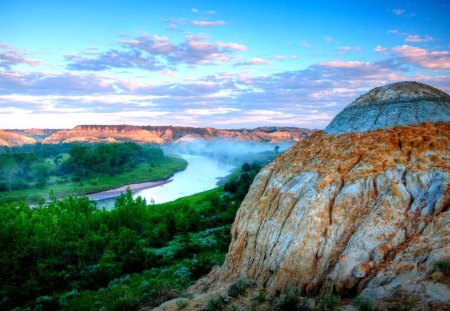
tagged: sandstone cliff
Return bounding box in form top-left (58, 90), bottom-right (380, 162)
top-left (5, 128), bottom-right (60, 141)
top-left (154, 82), bottom-right (450, 310)
top-left (42, 125), bottom-right (312, 144)
top-left (0, 129), bottom-right (36, 147)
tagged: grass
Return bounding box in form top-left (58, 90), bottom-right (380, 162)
top-left (0, 155), bottom-right (187, 203)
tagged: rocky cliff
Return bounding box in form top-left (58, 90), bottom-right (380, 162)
top-left (42, 125), bottom-right (312, 144)
top-left (325, 81), bottom-right (450, 134)
top-left (154, 82), bottom-right (450, 310)
top-left (0, 129), bottom-right (36, 146)
top-left (5, 128), bottom-right (60, 141)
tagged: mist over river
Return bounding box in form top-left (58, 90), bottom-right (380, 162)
top-left (94, 154), bottom-right (235, 208)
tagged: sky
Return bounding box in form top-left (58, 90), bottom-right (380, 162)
top-left (0, 0), bottom-right (449, 129)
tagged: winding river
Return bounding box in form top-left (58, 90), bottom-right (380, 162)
top-left (93, 154), bottom-right (235, 208)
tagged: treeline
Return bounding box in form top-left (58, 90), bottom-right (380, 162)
top-left (0, 142), bottom-right (166, 192)
top-left (61, 143), bottom-right (165, 179)
top-left (0, 162), bottom-right (261, 310)
top-left (224, 162), bottom-right (262, 200)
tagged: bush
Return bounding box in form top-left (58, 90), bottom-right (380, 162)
top-left (353, 297), bottom-right (374, 311)
top-left (276, 288), bottom-right (301, 311)
top-left (435, 259), bottom-right (450, 277)
top-left (176, 298), bottom-right (189, 309)
top-left (253, 290), bottom-right (266, 303)
top-left (317, 294), bottom-right (340, 311)
top-left (207, 296), bottom-right (225, 311)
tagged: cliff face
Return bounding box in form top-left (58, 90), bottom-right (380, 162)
top-left (154, 82), bottom-right (450, 310)
top-left (325, 81), bottom-right (450, 134)
top-left (0, 130), bottom-right (36, 146)
top-left (42, 125), bottom-right (312, 144)
top-left (5, 128), bottom-right (60, 141)
top-left (43, 125), bottom-right (166, 144)
top-left (210, 123), bottom-right (449, 299)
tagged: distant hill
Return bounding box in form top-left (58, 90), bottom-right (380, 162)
top-left (0, 129), bottom-right (36, 147)
top-left (4, 128), bottom-right (61, 141)
top-left (41, 125), bottom-right (315, 144)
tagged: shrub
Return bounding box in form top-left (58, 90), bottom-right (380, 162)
top-left (176, 298), bottom-right (189, 309)
top-left (253, 290), bottom-right (266, 303)
top-left (276, 288), bottom-right (301, 311)
top-left (435, 259), bottom-right (450, 277)
top-left (236, 277), bottom-right (249, 296)
top-left (317, 294), bottom-right (340, 311)
top-left (207, 296), bottom-right (225, 311)
top-left (353, 297), bottom-right (374, 311)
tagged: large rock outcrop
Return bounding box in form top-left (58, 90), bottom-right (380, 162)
top-left (154, 82), bottom-right (450, 310)
top-left (325, 81), bottom-right (450, 134)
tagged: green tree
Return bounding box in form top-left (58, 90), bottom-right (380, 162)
top-left (1, 156), bottom-right (19, 192)
top-left (32, 162), bottom-right (51, 188)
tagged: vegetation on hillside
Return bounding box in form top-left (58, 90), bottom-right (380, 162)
top-left (0, 142), bottom-right (186, 202)
top-left (0, 162), bottom-right (262, 310)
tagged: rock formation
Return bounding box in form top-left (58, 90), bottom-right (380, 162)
top-left (325, 81), bottom-right (450, 134)
top-left (153, 82), bottom-right (450, 310)
top-left (5, 128), bottom-right (60, 141)
top-left (42, 125), bottom-right (312, 144)
top-left (0, 129), bottom-right (36, 146)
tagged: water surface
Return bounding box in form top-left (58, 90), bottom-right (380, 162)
top-left (95, 154), bottom-right (234, 208)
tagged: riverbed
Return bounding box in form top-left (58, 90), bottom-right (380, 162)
top-left (94, 154), bottom-right (234, 208)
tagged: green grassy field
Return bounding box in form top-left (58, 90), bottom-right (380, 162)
top-left (0, 155), bottom-right (187, 204)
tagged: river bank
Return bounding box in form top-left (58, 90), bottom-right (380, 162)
top-left (87, 179), bottom-right (172, 200)
top-left (0, 155), bottom-right (187, 204)
top-left (94, 154), bottom-right (235, 208)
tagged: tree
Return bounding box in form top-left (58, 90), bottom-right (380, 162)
top-left (274, 145), bottom-right (280, 155)
top-left (242, 163), bottom-right (251, 172)
top-left (1, 157), bottom-right (19, 192)
top-left (32, 163), bottom-right (51, 188)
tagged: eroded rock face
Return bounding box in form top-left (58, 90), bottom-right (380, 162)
top-left (42, 125), bottom-right (312, 144)
top-left (203, 123), bottom-right (449, 303)
top-left (325, 82), bottom-right (450, 134)
top-left (153, 82), bottom-right (450, 310)
top-left (0, 129), bottom-right (36, 146)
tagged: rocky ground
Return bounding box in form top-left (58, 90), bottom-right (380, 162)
top-left (151, 82), bottom-right (450, 310)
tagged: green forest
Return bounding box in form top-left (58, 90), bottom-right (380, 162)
top-left (0, 143), bottom-right (262, 310)
top-left (0, 143), bottom-right (186, 203)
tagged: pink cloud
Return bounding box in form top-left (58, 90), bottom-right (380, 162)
top-left (275, 55), bottom-right (298, 60)
top-left (236, 58), bottom-right (273, 66)
top-left (405, 34), bottom-right (433, 42)
top-left (216, 42), bottom-right (247, 51)
top-left (159, 69), bottom-right (177, 77)
top-left (338, 46), bottom-right (361, 51)
top-left (191, 20), bottom-right (225, 26)
top-left (0, 44), bottom-right (41, 69)
top-left (374, 45), bottom-right (388, 53)
top-left (166, 18), bottom-right (225, 27)
top-left (393, 45), bottom-right (450, 70)
top-left (319, 61), bottom-right (367, 68)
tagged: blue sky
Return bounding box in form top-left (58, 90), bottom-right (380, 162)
top-left (0, 0), bottom-right (449, 129)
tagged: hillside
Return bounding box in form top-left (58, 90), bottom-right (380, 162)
top-left (41, 125), bottom-right (313, 144)
top-left (0, 129), bottom-right (36, 147)
top-left (4, 128), bottom-right (61, 141)
top-left (154, 82), bottom-right (450, 310)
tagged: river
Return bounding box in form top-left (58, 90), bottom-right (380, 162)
top-left (94, 154), bottom-right (235, 209)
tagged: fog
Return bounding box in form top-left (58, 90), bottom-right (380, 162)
top-left (163, 139), bottom-right (294, 165)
